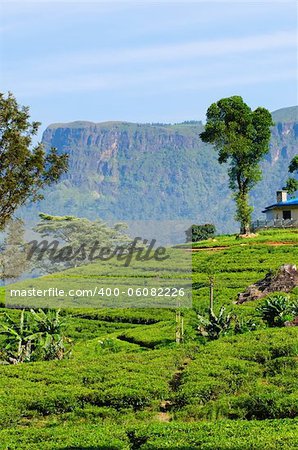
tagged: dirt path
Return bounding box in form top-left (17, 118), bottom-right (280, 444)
top-left (156, 357), bottom-right (192, 423)
top-left (156, 400), bottom-right (172, 422)
top-left (184, 246), bottom-right (228, 252)
top-left (185, 241), bottom-right (298, 252)
top-left (265, 241), bottom-right (298, 246)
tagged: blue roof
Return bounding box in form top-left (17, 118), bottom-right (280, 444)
top-left (263, 197), bottom-right (298, 212)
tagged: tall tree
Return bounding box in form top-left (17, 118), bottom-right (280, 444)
top-left (30, 213), bottom-right (131, 273)
top-left (0, 92), bottom-right (68, 230)
top-left (200, 96), bottom-right (273, 234)
top-left (283, 155), bottom-right (298, 195)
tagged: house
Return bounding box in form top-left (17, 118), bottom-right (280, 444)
top-left (262, 190), bottom-right (298, 224)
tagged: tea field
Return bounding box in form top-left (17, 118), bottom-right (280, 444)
top-left (0, 229), bottom-right (297, 449)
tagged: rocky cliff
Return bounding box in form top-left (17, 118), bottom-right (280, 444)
top-left (23, 107), bottom-right (298, 234)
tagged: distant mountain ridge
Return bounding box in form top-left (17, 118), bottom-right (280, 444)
top-left (21, 106), bottom-right (298, 234)
top-left (271, 106), bottom-right (298, 123)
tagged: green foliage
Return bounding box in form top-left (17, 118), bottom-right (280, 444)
top-left (0, 419), bottom-right (296, 449)
top-left (289, 155), bottom-right (298, 173)
top-left (197, 307), bottom-right (235, 340)
top-left (233, 317), bottom-right (258, 334)
top-left (118, 321), bottom-right (177, 348)
top-left (70, 307), bottom-right (175, 324)
top-left (0, 308), bottom-right (70, 363)
top-left (200, 96), bottom-right (273, 233)
top-left (284, 154), bottom-right (298, 194)
top-left (31, 213), bottom-right (130, 273)
top-left (189, 229), bottom-right (298, 322)
top-left (29, 309), bottom-right (71, 360)
top-left (129, 420), bottom-right (298, 449)
top-left (283, 177), bottom-right (298, 195)
top-left (0, 219), bottom-right (29, 281)
top-left (257, 294), bottom-right (296, 327)
top-left (0, 309), bottom-right (36, 364)
top-left (0, 423), bottom-right (130, 449)
top-left (291, 301), bottom-right (298, 317)
top-left (185, 223), bottom-right (216, 242)
top-left (0, 92), bottom-right (68, 230)
top-left (0, 343), bottom-right (187, 429)
top-left (174, 328), bottom-right (298, 422)
top-left (0, 229), bottom-right (297, 447)
top-left (98, 337), bottom-right (122, 353)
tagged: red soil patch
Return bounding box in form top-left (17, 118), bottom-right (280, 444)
top-left (265, 241), bottom-right (298, 246)
top-left (185, 246), bottom-right (229, 252)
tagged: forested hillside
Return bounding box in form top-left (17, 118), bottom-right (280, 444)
top-left (20, 106), bottom-right (297, 234)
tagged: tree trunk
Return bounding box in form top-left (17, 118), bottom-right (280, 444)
top-left (235, 191), bottom-right (252, 235)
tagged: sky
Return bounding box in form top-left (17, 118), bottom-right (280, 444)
top-left (0, 1), bottom-right (297, 139)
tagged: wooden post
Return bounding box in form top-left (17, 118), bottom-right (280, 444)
top-left (176, 301), bottom-right (184, 344)
top-left (209, 276), bottom-right (214, 313)
top-left (176, 309), bottom-right (181, 343)
top-left (181, 315), bottom-right (184, 342)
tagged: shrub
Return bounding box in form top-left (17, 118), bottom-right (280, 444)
top-left (197, 307), bottom-right (235, 340)
top-left (129, 420), bottom-right (298, 449)
top-left (257, 295), bottom-right (294, 327)
top-left (0, 309), bottom-right (71, 363)
top-left (233, 390), bottom-right (298, 420)
top-left (97, 337), bottom-right (122, 353)
top-left (185, 224), bottom-right (216, 243)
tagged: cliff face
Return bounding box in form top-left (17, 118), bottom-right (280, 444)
top-left (253, 108), bottom-right (298, 219)
top-left (26, 107), bottom-right (298, 234)
top-left (269, 108), bottom-right (297, 163)
top-left (41, 122), bottom-right (203, 190)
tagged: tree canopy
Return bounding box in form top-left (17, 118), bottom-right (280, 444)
top-left (200, 96), bottom-right (273, 234)
top-left (0, 92), bottom-right (68, 230)
top-left (30, 213), bottom-right (131, 273)
top-left (283, 155), bottom-right (298, 195)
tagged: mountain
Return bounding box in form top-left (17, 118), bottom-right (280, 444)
top-left (21, 106), bottom-right (298, 234)
top-left (271, 106), bottom-right (298, 122)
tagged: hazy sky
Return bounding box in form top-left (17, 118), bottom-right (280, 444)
top-left (0, 1), bottom-right (297, 137)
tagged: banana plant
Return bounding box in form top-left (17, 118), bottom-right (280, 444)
top-left (0, 308), bottom-right (71, 363)
top-left (30, 309), bottom-right (71, 360)
top-left (0, 310), bottom-right (37, 364)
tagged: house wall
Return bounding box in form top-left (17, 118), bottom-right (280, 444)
top-left (265, 207), bottom-right (298, 221)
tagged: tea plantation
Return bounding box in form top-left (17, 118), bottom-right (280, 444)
top-left (0, 229), bottom-right (297, 449)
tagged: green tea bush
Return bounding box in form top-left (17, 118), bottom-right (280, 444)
top-left (129, 420), bottom-right (298, 449)
top-left (0, 346), bottom-right (188, 426)
top-left (118, 321), bottom-right (176, 348)
top-left (232, 389), bottom-right (298, 420)
top-left (1, 228), bottom-right (297, 448)
top-left (0, 423), bottom-right (130, 449)
top-left (174, 328), bottom-right (298, 420)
